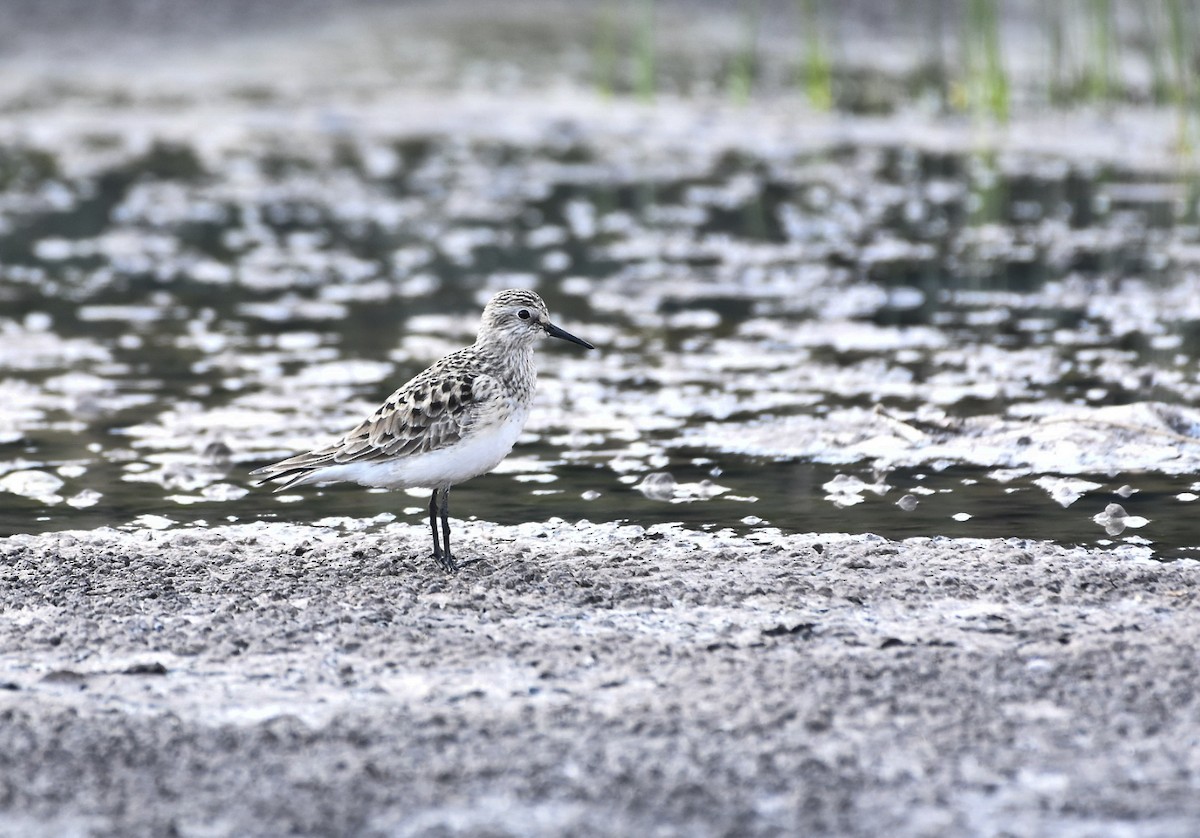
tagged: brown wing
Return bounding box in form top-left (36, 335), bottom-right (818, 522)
top-left (252, 349), bottom-right (485, 487)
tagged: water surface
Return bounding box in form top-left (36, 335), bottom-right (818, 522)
top-left (1, 99), bottom-right (1199, 560)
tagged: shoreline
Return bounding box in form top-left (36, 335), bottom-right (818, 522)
top-left (1, 521), bottom-right (1197, 836)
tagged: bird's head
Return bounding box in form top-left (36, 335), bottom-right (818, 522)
top-left (478, 289), bottom-right (594, 350)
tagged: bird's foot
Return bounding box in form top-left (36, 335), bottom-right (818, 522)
top-left (433, 550), bottom-right (458, 573)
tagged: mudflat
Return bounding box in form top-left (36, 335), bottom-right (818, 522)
top-left (1, 521), bottom-right (1196, 837)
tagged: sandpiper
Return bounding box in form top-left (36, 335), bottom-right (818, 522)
top-left (252, 289), bottom-right (594, 572)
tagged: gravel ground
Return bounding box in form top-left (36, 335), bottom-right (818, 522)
top-left (1, 521), bottom-right (1198, 837)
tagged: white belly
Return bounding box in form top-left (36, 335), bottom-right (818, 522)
top-left (300, 408), bottom-right (529, 490)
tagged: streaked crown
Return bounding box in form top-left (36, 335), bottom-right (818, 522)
top-left (477, 289), bottom-right (552, 345)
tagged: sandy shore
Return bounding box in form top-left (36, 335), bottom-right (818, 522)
top-left (1, 521), bottom-right (1197, 836)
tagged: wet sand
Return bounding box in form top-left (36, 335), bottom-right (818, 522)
top-left (1, 521), bottom-right (1198, 836)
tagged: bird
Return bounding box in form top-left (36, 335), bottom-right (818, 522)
top-left (252, 288), bottom-right (595, 572)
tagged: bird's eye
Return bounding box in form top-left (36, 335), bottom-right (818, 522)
top-left (518, 309), bottom-right (531, 320)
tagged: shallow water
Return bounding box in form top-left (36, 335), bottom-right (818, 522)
top-left (1, 100), bottom-right (1199, 559)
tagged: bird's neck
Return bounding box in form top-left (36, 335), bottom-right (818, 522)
top-left (476, 338), bottom-right (537, 392)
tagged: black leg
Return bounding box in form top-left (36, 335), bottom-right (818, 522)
top-left (439, 487), bottom-right (456, 572)
top-left (429, 489), bottom-right (443, 564)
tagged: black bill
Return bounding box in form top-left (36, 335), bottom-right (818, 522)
top-left (544, 321), bottom-right (595, 349)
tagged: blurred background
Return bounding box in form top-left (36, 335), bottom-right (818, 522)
top-left (4, 0), bottom-right (1200, 123)
top-left (1, 0), bottom-right (1198, 557)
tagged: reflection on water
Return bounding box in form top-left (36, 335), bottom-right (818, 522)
top-left (2, 123), bottom-right (1199, 559)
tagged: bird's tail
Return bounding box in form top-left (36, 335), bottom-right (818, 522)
top-left (250, 451), bottom-right (335, 492)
